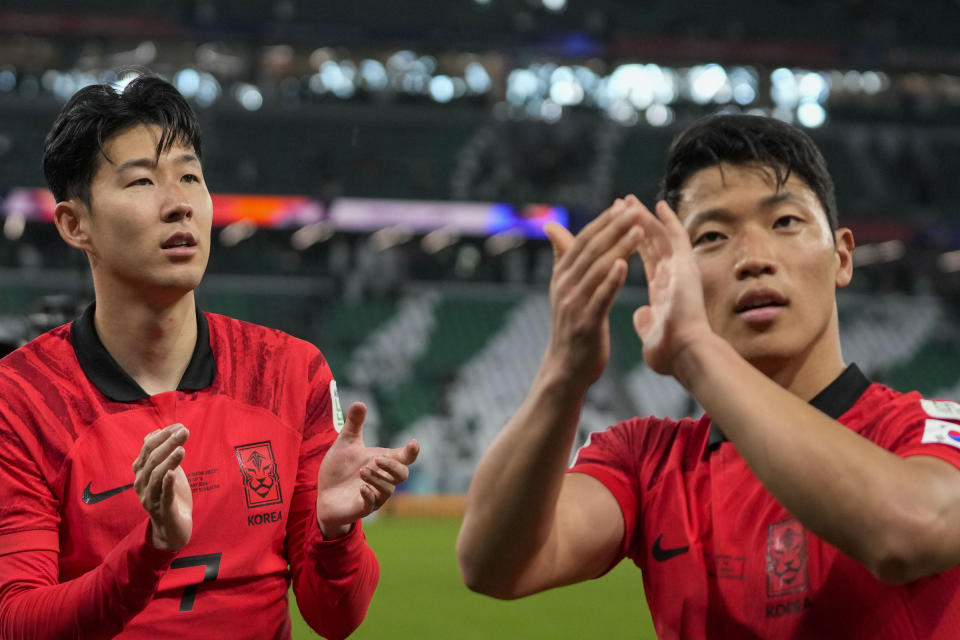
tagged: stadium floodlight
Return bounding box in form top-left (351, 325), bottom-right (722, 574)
top-left (798, 72), bottom-right (829, 103)
top-left (645, 104), bottom-right (674, 127)
top-left (174, 69), bottom-right (201, 98)
top-left (507, 69), bottom-right (540, 105)
top-left (771, 68), bottom-right (800, 108)
top-left (429, 75), bottom-right (456, 103)
top-left (861, 71), bottom-right (884, 95)
top-left (195, 73), bottom-right (221, 107)
top-left (542, 0), bottom-right (567, 12)
top-left (360, 59), bottom-right (389, 91)
top-left (796, 102), bottom-right (826, 128)
top-left (234, 83), bottom-right (263, 111)
top-left (540, 99), bottom-right (563, 123)
top-left (689, 64), bottom-right (728, 105)
top-left (549, 67), bottom-right (584, 106)
top-left (465, 62), bottom-right (491, 94)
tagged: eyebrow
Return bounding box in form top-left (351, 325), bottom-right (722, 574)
top-left (116, 153), bottom-right (200, 173)
top-left (683, 192), bottom-right (804, 230)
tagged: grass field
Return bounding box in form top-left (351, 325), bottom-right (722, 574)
top-left (290, 515), bottom-right (656, 639)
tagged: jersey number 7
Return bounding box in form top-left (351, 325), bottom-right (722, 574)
top-left (170, 552), bottom-right (222, 612)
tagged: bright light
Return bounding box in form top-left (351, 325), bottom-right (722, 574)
top-left (689, 64), bottom-right (728, 105)
top-left (235, 84), bottom-right (263, 111)
top-left (321, 61), bottom-right (356, 98)
top-left (798, 72), bottom-right (828, 103)
top-left (861, 71), bottom-right (883, 94)
top-left (507, 68), bottom-right (540, 105)
top-left (771, 68), bottom-right (799, 108)
top-left (772, 106), bottom-right (795, 123)
top-left (429, 75), bottom-right (455, 103)
top-left (542, 0), bottom-right (566, 11)
top-left (174, 69), bottom-right (200, 97)
top-left (360, 59), bottom-right (388, 91)
top-left (608, 64), bottom-right (652, 109)
top-left (465, 62), bottom-right (491, 94)
top-left (730, 66), bottom-right (757, 105)
top-left (195, 73), bottom-right (220, 107)
top-left (607, 99), bottom-right (638, 126)
top-left (549, 67), bottom-right (583, 105)
top-left (796, 102), bottom-right (826, 127)
top-left (645, 104), bottom-right (674, 127)
top-left (733, 83), bottom-right (756, 105)
top-left (541, 100), bottom-right (562, 123)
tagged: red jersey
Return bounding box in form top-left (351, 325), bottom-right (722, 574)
top-left (0, 305), bottom-right (378, 639)
top-left (570, 365), bottom-right (960, 639)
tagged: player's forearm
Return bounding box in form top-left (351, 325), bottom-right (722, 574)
top-left (457, 361), bottom-right (588, 596)
top-left (0, 520), bottom-right (176, 639)
top-left (676, 334), bottom-right (957, 581)
top-left (293, 518), bottom-right (379, 640)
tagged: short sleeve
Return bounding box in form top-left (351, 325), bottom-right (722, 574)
top-left (568, 419), bottom-right (645, 563)
top-left (888, 395), bottom-right (960, 471)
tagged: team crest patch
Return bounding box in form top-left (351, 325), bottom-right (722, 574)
top-left (921, 399), bottom-right (960, 422)
top-left (330, 379), bottom-right (345, 433)
top-left (921, 418), bottom-right (960, 450)
top-left (234, 441), bottom-right (283, 508)
top-left (766, 518), bottom-right (808, 597)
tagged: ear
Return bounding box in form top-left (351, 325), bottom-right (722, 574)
top-left (833, 227), bottom-right (854, 289)
top-left (53, 200), bottom-right (92, 253)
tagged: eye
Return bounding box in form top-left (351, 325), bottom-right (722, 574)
top-left (693, 230), bottom-right (725, 246)
top-left (182, 173), bottom-right (201, 183)
top-left (127, 177), bottom-right (153, 187)
top-left (773, 215), bottom-right (802, 229)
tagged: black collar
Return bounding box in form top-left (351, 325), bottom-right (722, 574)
top-left (70, 302), bottom-right (216, 402)
top-left (707, 363), bottom-right (871, 449)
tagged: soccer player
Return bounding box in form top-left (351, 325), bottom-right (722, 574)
top-left (456, 114), bottom-right (960, 638)
top-left (0, 75), bottom-right (419, 639)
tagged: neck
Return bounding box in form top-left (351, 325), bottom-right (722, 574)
top-left (753, 311), bottom-right (847, 402)
top-left (94, 289), bottom-right (198, 396)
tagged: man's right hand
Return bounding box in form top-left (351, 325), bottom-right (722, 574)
top-left (542, 196), bottom-right (644, 388)
top-left (132, 423), bottom-right (193, 551)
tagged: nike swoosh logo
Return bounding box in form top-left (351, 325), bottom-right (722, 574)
top-left (81, 482), bottom-right (135, 505)
top-left (651, 534), bottom-right (690, 562)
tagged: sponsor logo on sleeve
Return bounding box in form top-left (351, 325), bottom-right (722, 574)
top-left (921, 418), bottom-right (960, 450)
top-left (330, 380), bottom-right (344, 433)
top-left (921, 399), bottom-right (960, 422)
top-left (234, 441), bottom-right (283, 508)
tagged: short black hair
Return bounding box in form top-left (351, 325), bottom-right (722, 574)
top-left (43, 74), bottom-right (202, 205)
top-left (657, 114), bottom-right (838, 231)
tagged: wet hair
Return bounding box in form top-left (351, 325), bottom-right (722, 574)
top-left (42, 74), bottom-right (202, 205)
top-left (657, 114), bottom-right (838, 231)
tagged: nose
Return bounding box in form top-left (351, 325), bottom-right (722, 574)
top-left (734, 226), bottom-right (776, 279)
top-left (161, 182), bottom-right (193, 223)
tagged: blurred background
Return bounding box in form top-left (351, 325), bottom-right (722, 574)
top-left (2, 1), bottom-right (960, 636)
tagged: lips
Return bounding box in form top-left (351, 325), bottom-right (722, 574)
top-left (734, 289), bottom-right (788, 314)
top-left (161, 232), bottom-right (197, 249)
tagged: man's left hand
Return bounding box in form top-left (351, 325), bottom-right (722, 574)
top-left (315, 402), bottom-right (419, 538)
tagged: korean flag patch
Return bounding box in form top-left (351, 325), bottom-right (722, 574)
top-left (330, 380), bottom-right (345, 433)
top-left (921, 418), bottom-right (960, 451)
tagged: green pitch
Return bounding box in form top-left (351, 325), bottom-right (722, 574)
top-left (290, 515), bottom-right (656, 639)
